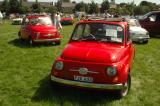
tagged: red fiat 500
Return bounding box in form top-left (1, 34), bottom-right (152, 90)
top-left (61, 15), bottom-right (74, 25)
top-left (51, 18), bottom-right (135, 98)
top-left (18, 15), bottom-right (61, 45)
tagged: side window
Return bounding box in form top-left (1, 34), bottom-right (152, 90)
top-left (72, 24), bottom-right (85, 40)
top-left (156, 13), bottom-right (160, 22)
top-left (83, 24), bottom-right (91, 37)
top-left (148, 14), bottom-right (156, 22)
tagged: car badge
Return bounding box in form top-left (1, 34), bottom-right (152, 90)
top-left (48, 34), bottom-right (52, 36)
top-left (79, 68), bottom-right (88, 75)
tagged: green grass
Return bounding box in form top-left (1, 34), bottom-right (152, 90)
top-left (0, 20), bottom-right (160, 106)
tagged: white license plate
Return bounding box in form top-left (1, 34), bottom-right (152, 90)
top-left (74, 76), bottom-right (93, 82)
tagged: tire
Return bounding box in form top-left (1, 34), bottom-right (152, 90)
top-left (143, 40), bottom-right (148, 44)
top-left (18, 31), bottom-right (22, 40)
top-left (29, 37), bottom-right (34, 45)
top-left (117, 74), bottom-right (131, 98)
top-left (55, 40), bottom-right (61, 45)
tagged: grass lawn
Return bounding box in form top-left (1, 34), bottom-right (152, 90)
top-left (0, 20), bottom-right (160, 106)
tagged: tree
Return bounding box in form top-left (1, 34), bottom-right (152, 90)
top-left (133, 6), bottom-right (142, 15)
top-left (19, 6), bottom-right (31, 14)
top-left (46, 6), bottom-right (57, 14)
top-left (74, 2), bottom-right (85, 12)
top-left (100, 0), bottom-right (110, 13)
top-left (32, 3), bottom-right (43, 13)
top-left (62, 0), bottom-right (70, 2)
top-left (89, 1), bottom-right (99, 14)
top-left (1, 0), bottom-right (10, 13)
top-left (55, 0), bottom-right (62, 12)
top-left (9, 0), bottom-right (20, 13)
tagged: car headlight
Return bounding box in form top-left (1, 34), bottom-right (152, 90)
top-left (54, 61), bottom-right (63, 70)
top-left (106, 66), bottom-right (117, 77)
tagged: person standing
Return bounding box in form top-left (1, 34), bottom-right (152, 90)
top-left (0, 11), bottom-right (3, 24)
top-left (57, 12), bottom-right (62, 29)
top-left (54, 12), bottom-right (62, 29)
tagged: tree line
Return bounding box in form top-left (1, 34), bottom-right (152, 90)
top-left (0, 0), bottom-right (159, 15)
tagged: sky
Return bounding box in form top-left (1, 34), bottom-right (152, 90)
top-left (0, 0), bottom-right (159, 5)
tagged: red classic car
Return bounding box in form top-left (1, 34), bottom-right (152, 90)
top-left (18, 15), bottom-right (61, 45)
top-left (61, 15), bottom-right (74, 25)
top-left (50, 18), bottom-right (135, 98)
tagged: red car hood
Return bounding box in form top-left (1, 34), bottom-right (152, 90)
top-left (61, 42), bottom-right (126, 63)
top-left (29, 25), bottom-right (57, 32)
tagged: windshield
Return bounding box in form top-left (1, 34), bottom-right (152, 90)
top-left (141, 12), bottom-right (153, 19)
top-left (128, 19), bottom-right (141, 27)
top-left (72, 23), bottom-right (124, 43)
top-left (29, 17), bottom-right (52, 26)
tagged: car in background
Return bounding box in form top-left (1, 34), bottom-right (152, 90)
top-left (50, 18), bottom-right (135, 98)
top-left (61, 15), bottom-right (74, 25)
top-left (12, 17), bottom-right (23, 25)
top-left (18, 15), bottom-right (61, 45)
top-left (128, 19), bottom-right (150, 43)
top-left (138, 11), bottom-right (160, 36)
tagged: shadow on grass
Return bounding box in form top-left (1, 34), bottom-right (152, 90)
top-left (8, 39), bottom-right (59, 48)
top-left (32, 75), bottom-right (120, 106)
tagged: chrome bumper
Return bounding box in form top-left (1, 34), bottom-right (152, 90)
top-left (132, 36), bottom-right (149, 41)
top-left (33, 38), bottom-right (60, 42)
top-left (51, 75), bottom-right (124, 90)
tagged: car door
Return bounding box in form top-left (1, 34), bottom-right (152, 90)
top-left (126, 25), bottom-right (135, 69)
top-left (155, 13), bottom-right (160, 35)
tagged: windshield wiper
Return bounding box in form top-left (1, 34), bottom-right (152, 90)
top-left (82, 33), bottom-right (97, 40)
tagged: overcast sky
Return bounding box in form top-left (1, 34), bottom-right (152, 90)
top-left (0, 0), bottom-right (159, 5)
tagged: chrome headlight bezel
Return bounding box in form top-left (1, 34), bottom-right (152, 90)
top-left (54, 61), bottom-right (63, 70)
top-left (106, 66), bottom-right (117, 77)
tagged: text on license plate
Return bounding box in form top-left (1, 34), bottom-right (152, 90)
top-left (74, 76), bottom-right (93, 82)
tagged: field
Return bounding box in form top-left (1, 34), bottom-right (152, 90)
top-left (0, 20), bottom-right (160, 106)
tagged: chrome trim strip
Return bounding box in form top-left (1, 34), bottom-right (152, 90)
top-left (33, 38), bottom-right (60, 42)
top-left (69, 69), bottom-right (99, 74)
top-left (51, 75), bottom-right (123, 90)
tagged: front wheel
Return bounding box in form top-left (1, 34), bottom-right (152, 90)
top-left (143, 40), bottom-right (148, 44)
top-left (54, 40), bottom-right (61, 45)
top-left (29, 37), bottom-right (34, 45)
top-left (117, 74), bottom-right (131, 98)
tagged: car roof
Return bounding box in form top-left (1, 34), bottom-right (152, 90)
top-left (79, 17), bottom-right (128, 27)
top-left (26, 15), bottom-right (49, 20)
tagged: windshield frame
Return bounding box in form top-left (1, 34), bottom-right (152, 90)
top-left (70, 22), bottom-right (125, 44)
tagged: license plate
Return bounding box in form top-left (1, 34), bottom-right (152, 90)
top-left (74, 76), bottom-right (93, 82)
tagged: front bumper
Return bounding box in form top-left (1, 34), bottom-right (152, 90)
top-left (33, 38), bottom-right (60, 42)
top-left (132, 37), bottom-right (149, 42)
top-left (51, 75), bottom-right (124, 90)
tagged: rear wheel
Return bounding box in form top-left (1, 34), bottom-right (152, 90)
top-left (18, 31), bottom-right (22, 40)
top-left (117, 74), bottom-right (131, 98)
top-left (29, 37), bottom-right (34, 45)
top-left (143, 40), bottom-right (148, 44)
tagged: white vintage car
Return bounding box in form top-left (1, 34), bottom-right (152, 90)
top-left (12, 17), bottom-right (23, 25)
top-left (128, 19), bottom-right (150, 43)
